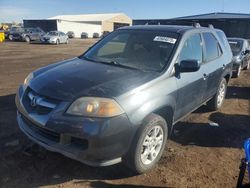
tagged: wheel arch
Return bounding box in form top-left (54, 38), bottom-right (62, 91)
top-left (224, 73), bottom-right (230, 83)
top-left (152, 106), bottom-right (174, 137)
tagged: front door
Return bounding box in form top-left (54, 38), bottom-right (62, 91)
top-left (174, 32), bottom-right (206, 121)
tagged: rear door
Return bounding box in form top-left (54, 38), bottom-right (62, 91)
top-left (31, 28), bottom-right (39, 40)
top-left (174, 32), bottom-right (206, 121)
top-left (201, 32), bottom-right (224, 101)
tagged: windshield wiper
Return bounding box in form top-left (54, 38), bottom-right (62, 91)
top-left (104, 60), bottom-right (139, 70)
top-left (82, 56), bottom-right (141, 71)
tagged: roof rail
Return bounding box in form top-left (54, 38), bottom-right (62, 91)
top-left (208, 24), bottom-right (214, 29)
top-left (193, 22), bottom-right (200, 28)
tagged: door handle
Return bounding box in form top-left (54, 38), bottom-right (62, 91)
top-left (222, 64), bottom-right (226, 69)
top-left (203, 73), bottom-right (208, 80)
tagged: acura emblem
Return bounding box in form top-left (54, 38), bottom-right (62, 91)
top-left (30, 96), bottom-right (38, 107)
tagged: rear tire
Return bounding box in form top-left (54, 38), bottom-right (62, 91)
top-left (207, 78), bottom-right (227, 111)
top-left (123, 114), bottom-right (168, 174)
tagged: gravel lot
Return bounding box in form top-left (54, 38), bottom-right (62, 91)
top-left (0, 39), bottom-right (250, 188)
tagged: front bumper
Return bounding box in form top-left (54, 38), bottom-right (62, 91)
top-left (232, 62), bottom-right (241, 72)
top-left (16, 86), bottom-right (135, 166)
top-left (12, 35), bottom-right (24, 41)
top-left (40, 38), bottom-right (56, 44)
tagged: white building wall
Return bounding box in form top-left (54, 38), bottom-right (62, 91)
top-left (57, 20), bottom-right (102, 38)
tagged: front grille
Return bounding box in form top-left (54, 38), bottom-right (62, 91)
top-left (22, 114), bottom-right (88, 150)
top-left (22, 115), bottom-right (60, 142)
top-left (22, 87), bottom-right (60, 115)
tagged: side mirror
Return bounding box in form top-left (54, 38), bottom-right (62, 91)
top-left (244, 49), bottom-right (250, 55)
top-left (175, 60), bottom-right (200, 73)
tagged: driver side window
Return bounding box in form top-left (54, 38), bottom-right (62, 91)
top-left (179, 33), bottom-right (203, 63)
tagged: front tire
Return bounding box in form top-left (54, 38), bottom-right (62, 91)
top-left (9, 35), bottom-right (13, 41)
top-left (25, 36), bottom-right (30, 43)
top-left (207, 78), bottom-right (227, 111)
top-left (243, 61), bottom-right (250, 70)
top-left (123, 114), bottom-right (168, 174)
top-left (233, 64), bottom-right (242, 78)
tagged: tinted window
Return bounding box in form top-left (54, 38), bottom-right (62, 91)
top-left (84, 30), bottom-right (178, 71)
top-left (216, 31), bottom-right (227, 47)
top-left (203, 32), bottom-right (222, 61)
top-left (179, 33), bottom-right (202, 63)
top-left (48, 31), bottom-right (58, 36)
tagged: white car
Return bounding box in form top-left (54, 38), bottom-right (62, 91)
top-left (41, 31), bottom-right (68, 45)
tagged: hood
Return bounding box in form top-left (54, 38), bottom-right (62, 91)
top-left (43, 34), bottom-right (56, 38)
top-left (29, 58), bottom-right (159, 101)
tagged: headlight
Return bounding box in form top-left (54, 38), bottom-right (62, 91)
top-left (50, 37), bottom-right (56, 41)
top-left (66, 97), bottom-right (124, 117)
top-left (23, 72), bottom-right (33, 87)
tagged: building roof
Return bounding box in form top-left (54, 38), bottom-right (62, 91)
top-left (174, 12), bottom-right (250, 20)
top-left (48, 13), bottom-right (128, 22)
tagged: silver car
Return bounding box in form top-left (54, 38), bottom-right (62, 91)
top-left (41, 31), bottom-right (68, 45)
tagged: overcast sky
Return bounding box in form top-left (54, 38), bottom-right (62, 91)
top-left (1, 0), bottom-right (250, 23)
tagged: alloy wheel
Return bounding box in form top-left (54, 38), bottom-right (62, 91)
top-left (217, 81), bottom-right (226, 107)
top-left (140, 125), bottom-right (164, 165)
top-left (237, 64), bottom-right (241, 77)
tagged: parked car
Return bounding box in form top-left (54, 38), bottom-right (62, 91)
top-left (9, 27), bottom-right (45, 43)
top-left (16, 25), bottom-right (232, 174)
top-left (67, 31), bottom-right (75, 38)
top-left (40, 31), bottom-right (68, 45)
top-left (228, 38), bottom-right (250, 77)
top-left (81, 32), bottom-right (88, 39)
top-left (93, 32), bottom-right (100, 38)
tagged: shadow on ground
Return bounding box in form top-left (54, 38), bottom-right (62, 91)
top-left (172, 112), bottom-right (250, 148)
top-left (226, 86), bottom-right (250, 100)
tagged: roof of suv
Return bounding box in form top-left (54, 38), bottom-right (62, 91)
top-left (118, 25), bottom-right (213, 34)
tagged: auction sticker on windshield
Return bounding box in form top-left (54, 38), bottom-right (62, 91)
top-left (153, 36), bottom-right (176, 44)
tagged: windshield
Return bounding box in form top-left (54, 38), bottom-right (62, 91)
top-left (82, 30), bottom-right (178, 71)
top-left (11, 27), bottom-right (24, 32)
top-left (48, 31), bottom-right (58, 36)
top-left (228, 40), bottom-right (243, 56)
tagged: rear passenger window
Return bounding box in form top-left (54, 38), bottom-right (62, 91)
top-left (203, 32), bottom-right (222, 62)
top-left (179, 33), bottom-right (203, 63)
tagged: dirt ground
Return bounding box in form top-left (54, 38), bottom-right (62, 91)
top-left (0, 39), bottom-right (249, 188)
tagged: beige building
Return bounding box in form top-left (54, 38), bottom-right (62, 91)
top-left (48, 13), bottom-right (132, 38)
